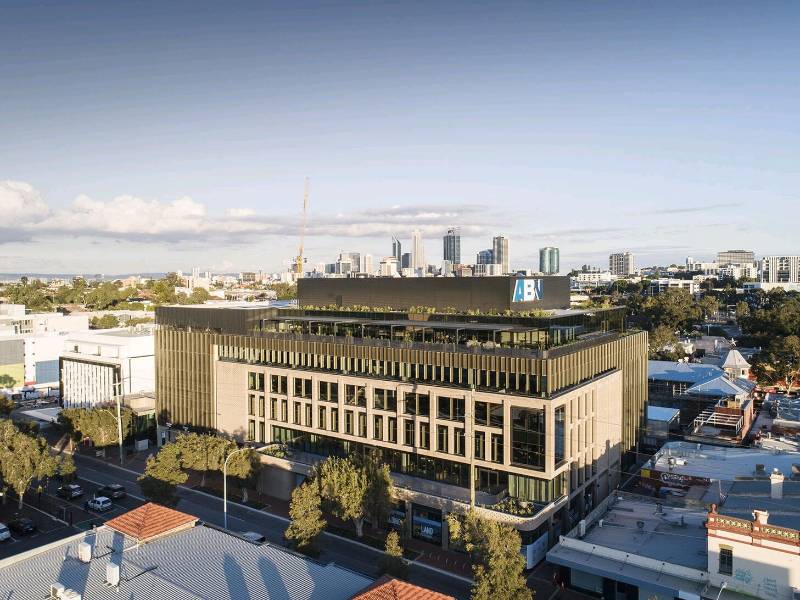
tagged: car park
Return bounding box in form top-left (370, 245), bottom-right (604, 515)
top-left (0, 523), bottom-right (10, 542)
top-left (85, 496), bottom-right (113, 512)
top-left (7, 517), bottom-right (36, 535)
top-left (57, 484), bottom-right (84, 499)
top-left (95, 484), bottom-right (126, 499)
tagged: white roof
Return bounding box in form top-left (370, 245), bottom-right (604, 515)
top-left (721, 348), bottom-right (750, 370)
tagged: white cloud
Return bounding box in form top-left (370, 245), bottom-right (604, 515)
top-left (0, 180), bottom-right (50, 226)
top-left (0, 182), bottom-right (497, 243)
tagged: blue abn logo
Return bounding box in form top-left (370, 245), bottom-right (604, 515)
top-left (512, 278), bottom-right (543, 303)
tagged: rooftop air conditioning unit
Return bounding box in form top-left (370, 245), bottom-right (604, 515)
top-left (77, 542), bottom-right (91, 563)
top-left (50, 583), bottom-right (66, 598)
top-left (61, 590), bottom-right (82, 600)
top-left (106, 562), bottom-right (120, 587)
top-left (577, 519), bottom-right (587, 538)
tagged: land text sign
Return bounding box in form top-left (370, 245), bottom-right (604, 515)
top-left (512, 278), bottom-right (543, 303)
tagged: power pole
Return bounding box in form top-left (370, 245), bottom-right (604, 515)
top-left (115, 379), bottom-right (124, 466)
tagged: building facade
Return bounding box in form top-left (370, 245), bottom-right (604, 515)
top-left (60, 328), bottom-right (155, 408)
top-left (443, 228), bottom-right (461, 266)
top-left (493, 236), bottom-right (509, 274)
top-left (539, 247), bottom-right (560, 275)
top-left (761, 255), bottom-right (800, 284)
top-left (411, 229), bottom-right (425, 271)
top-left (608, 252), bottom-right (635, 277)
top-left (717, 249), bottom-right (755, 266)
top-left (155, 285), bottom-right (647, 562)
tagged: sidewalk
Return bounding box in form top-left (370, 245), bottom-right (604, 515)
top-left (79, 447), bottom-right (476, 580)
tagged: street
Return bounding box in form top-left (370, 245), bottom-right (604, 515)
top-left (70, 454), bottom-right (473, 599)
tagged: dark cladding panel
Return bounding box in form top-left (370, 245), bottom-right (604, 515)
top-left (298, 276), bottom-right (570, 312)
top-left (156, 305), bottom-right (277, 335)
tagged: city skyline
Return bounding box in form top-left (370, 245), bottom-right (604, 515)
top-left (1, 2), bottom-right (799, 274)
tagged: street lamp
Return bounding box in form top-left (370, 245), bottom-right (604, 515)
top-left (222, 442), bottom-right (281, 530)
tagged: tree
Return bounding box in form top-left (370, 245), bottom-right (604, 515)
top-left (60, 407), bottom-right (133, 448)
top-left (318, 456), bottom-right (370, 537)
top-left (224, 444), bottom-right (261, 503)
top-left (58, 453), bottom-right (77, 482)
top-left (285, 481), bottom-right (326, 555)
top-left (189, 288), bottom-right (210, 304)
top-left (174, 433), bottom-right (227, 487)
top-left (697, 295), bottom-right (720, 320)
top-left (0, 420), bottom-right (62, 509)
top-left (361, 453), bottom-right (394, 533)
top-left (447, 511), bottom-right (532, 600)
top-left (138, 443), bottom-right (187, 506)
top-left (91, 314), bottom-right (120, 329)
top-left (0, 395), bottom-right (13, 417)
top-left (378, 530), bottom-right (408, 579)
top-left (648, 326), bottom-right (683, 360)
top-left (751, 335), bottom-right (800, 392)
top-left (735, 300), bottom-right (751, 321)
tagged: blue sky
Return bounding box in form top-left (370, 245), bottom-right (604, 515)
top-left (1, 1), bottom-right (798, 274)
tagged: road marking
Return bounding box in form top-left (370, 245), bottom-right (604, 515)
top-left (76, 476), bottom-right (146, 502)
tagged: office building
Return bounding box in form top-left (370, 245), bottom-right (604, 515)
top-left (361, 254), bottom-right (373, 276)
top-left (646, 278), bottom-right (699, 295)
top-left (411, 229), bottom-right (425, 271)
top-left (401, 252), bottom-right (411, 270)
top-left (492, 236), bottom-right (509, 274)
top-left (443, 228), bottom-right (461, 265)
top-left (392, 236), bottom-right (402, 263)
top-left (155, 278), bottom-right (647, 565)
top-left (717, 249), bottom-right (755, 266)
top-left (476, 249), bottom-right (493, 265)
top-left (60, 328), bottom-right (155, 408)
top-left (539, 247), bottom-right (559, 275)
top-left (760, 255), bottom-right (800, 284)
top-left (379, 257), bottom-right (399, 277)
top-left (608, 252), bottom-right (635, 277)
top-left (0, 503), bottom-right (376, 600)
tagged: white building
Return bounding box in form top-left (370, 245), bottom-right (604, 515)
top-left (60, 328), bottom-right (155, 408)
top-left (647, 278), bottom-right (700, 295)
top-left (379, 257), bottom-right (399, 277)
top-left (411, 229), bottom-right (425, 271)
top-left (609, 252), bottom-right (635, 276)
top-left (0, 305), bottom-right (88, 336)
top-left (760, 255), bottom-right (800, 284)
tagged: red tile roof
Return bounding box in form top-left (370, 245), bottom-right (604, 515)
top-left (351, 575), bottom-right (455, 600)
top-left (105, 503), bottom-right (198, 543)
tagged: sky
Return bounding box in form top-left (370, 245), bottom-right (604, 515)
top-left (1, 0), bottom-right (798, 275)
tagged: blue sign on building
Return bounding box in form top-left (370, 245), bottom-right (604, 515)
top-left (512, 278), bottom-right (543, 303)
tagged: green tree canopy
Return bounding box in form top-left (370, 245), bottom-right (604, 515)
top-left (138, 442), bottom-right (187, 505)
top-left (60, 406), bottom-right (133, 448)
top-left (285, 481), bottom-right (326, 555)
top-left (378, 530), bottom-right (408, 579)
top-left (0, 420), bottom-right (63, 509)
top-left (90, 314), bottom-right (120, 329)
top-left (447, 511), bottom-right (532, 600)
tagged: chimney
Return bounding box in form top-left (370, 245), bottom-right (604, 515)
top-left (771, 469), bottom-right (785, 499)
top-left (753, 509), bottom-right (769, 525)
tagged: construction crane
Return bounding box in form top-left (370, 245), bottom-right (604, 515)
top-left (295, 177), bottom-right (310, 277)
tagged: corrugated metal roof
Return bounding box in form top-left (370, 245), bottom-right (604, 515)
top-left (648, 360), bottom-right (723, 383)
top-left (0, 524), bottom-right (372, 600)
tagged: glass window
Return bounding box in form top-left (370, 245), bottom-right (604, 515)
top-left (719, 547), bottom-right (733, 575)
top-left (331, 407), bottom-right (339, 432)
top-left (404, 393), bottom-right (430, 416)
top-left (305, 404), bottom-right (313, 427)
top-left (270, 397), bottom-right (278, 420)
top-left (404, 420), bottom-right (415, 446)
top-left (373, 415), bottom-right (383, 440)
top-left (259, 421), bottom-right (266, 443)
top-left (511, 407), bottom-right (546, 469)
top-left (437, 397), bottom-right (465, 422)
top-left (247, 419), bottom-right (256, 441)
top-left (388, 417), bottom-right (397, 443)
top-left (454, 428), bottom-right (465, 456)
top-left (475, 402), bottom-right (488, 425)
top-left (475, 430), bottom-right (485, 460)
top-left (373, 388), bottom-right (398, 411)
top-left (346, 384), bottom-right (367, 407)
top-left (437, 425), bottom-right (448, 453)
top-left (248, 372), bottom-right (265, 391)
top-left (555, 406), bottom-right (566, 465)
top-left (294, 377), bottom-right (312, 399)
top-left (271, 375), bottom-right (287, 394)
top-left (318, 406), bottom-right (326, 430)
top-left (358, 413), bottom-right (367, 438)
top-left (491, 433), bottom-right (503, 463)
top-left (293, 402), bottom-right (302, 425)
top-left (281, 399), bottom-right (288, 422)
top-left (345, 410), bottom-right (354, 435)
top-left (419, 422), bottom-right (430, 449)
top-left (259, 397), bottom-right (265, 418)
top-left (248, 394), bottom-right (256, 416)
top-left (490, 403), bottom-right (504, 427)
top-left (319, 381), bottom-right (338, 402)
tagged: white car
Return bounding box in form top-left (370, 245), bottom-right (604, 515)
top-left (0, 523), bottom-right (10, 542)
top-left (85, 496), bottom-right (113, 512)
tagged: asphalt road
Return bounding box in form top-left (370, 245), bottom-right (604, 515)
top-left (72, 454), bottom-right (473, 599)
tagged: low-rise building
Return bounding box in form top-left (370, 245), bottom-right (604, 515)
top-left (647, 278), bottom-right (699, 295)
top-left (60, 328), bottom-right (155, 408)
top-left (0, 503), bottom-right (377, 600)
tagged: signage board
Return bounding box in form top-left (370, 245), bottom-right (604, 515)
top-left (512, 278), bottom-right (543, 303)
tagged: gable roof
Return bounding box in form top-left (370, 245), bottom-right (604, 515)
top-left (105, 502), bottom-right (197, 543)
top-left (351, 575), bottom-right (455, 600)
top-left (686, 375), bottom-right (752, 398)
top-left (648, 360), bottom-right (723, 384)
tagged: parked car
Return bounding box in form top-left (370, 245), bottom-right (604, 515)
top-left (57, 484), bottom-right (84, 499)
top-left (85, 496), bottom-right (113, 512)
top-left (95, 484), bottom-right (126, 499)
top-left (8, 517), bottom-right (36, 535)
top-left (0, 523), bottom-right (10, 542)
top-left (240, 531), bottom-right (266, 544)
